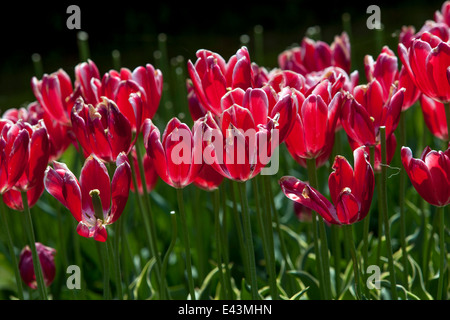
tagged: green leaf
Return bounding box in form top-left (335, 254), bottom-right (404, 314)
top-left (287, 270), bottom-right (320, 300)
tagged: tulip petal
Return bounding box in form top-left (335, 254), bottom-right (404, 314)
top-left (80, 155), bottom-right (111, 219)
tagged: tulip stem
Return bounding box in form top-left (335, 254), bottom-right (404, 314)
top-left (176, 188), bottom-right (196, 300)
top-left (253, 176), bottom-right (278, 300)
top-left (229, 181), bottom-right (251, 282)
top-left (0, 200), bottom-right (24, 300)
top-left (161, 211), bottom-right (178, 300)
top-left (213, 188), bottom-right (229, 299)
top-left (344, 224), bottom-right (362, 299)
top-left (236, 181), bottom-right (260, 300)
top-left (128, 152), bottom-right (167, 298)
top-left (306, 158), bottom-right (332, 300)
top-left (437, 205), bottom-right (447, 300)
top-left (398, 112), bottom-right (410, 291)
top-left (362, 145), bottom-right (375, 298)
top-left (379, 127), bottom-right (398, 300)
top-left (21, 191), bottom-right (48, 300)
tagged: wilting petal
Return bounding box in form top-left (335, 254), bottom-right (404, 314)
top-left (279, 176), bottom-right (338, 224)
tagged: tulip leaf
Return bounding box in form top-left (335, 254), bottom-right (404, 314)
top-left (287, 270), bottom-right (320, 300)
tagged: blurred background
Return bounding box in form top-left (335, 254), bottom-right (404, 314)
top-left (0, 0), bottom-right (446, 111)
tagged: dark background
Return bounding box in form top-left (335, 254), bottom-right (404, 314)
top-left (0, 0), bottom-right (445, 109)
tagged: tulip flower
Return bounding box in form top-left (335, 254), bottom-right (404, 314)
top-left (44, 152), bottom-right (131, 242)
top-left (401, 145), bottom-right (450, 207)
top-left (279, 146), bottom-right (375, 225)
top-left (200, 87), bottom-right (297, 182)
top-left (285, 79), bottom-right (342, 165)
top-left (143, 118), bottom-right (202, 188)
top-left (420, 94), bottom-right (448, 141)
top-left (31, 68), bottom-right (80, 125)
top-left (19, 243), bottom-right (56, 289)
top-left (399, 31), bottom-right (450, 104)
top-left (3, 101), bottom-right (75, 162)
top-left (365, 46), bottom-right (419, 111)
top-left (101, 64), bottom-right (163, 130)
top-left (340, 80), bottom-right (404, 170)
top-left (0, 119), bottom-right (30, 194)
top-left (187, 47), bottom-right (256, 116)
top-left (74, 59), bottom-right (102, 106)
top-left (278, 32), bottom-right (351, 76)
top-left (71, 97), bottom-right (132, 163)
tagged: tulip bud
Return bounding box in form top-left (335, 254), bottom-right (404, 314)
top-left (19, 243), bottom-right (56, 289)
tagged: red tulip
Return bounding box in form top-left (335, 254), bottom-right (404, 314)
top-left (143, 118), bottom-right (203, 188)
top-left (200, 87), bottom-right (297, 182)
top-left (102, 64), bottom-right (163, 130)
top-left (0, 119), bottom-right (48, 211)
top-left (44, 152), bottom-right (131, 242)
top-left (187, 47), bottom-right (255, 115)
top-left (420, 94), bottom-right (448, 141)
top-left (278, 32), bottom-right (351, 76)
top-left (279, 146), bottom-right (375, 225)
top-left (19, 243), bottom-right (56, 289)
top-left (340, 80), bottom-right (404, 170)
top-left (31, 69), bottom-right (80, 125)
top-left (71, 97), bottom-right (132, 163)
top-left (3, 101), bottom-right (75, 161)
top-left (74, 59), bottom-right (102, 105)
top-left (365, 46), bottom-right (419, 111)
top-left (401, 145), bottom-right (450, 207)
top-left (285, 79), bottom-right (342, 162)
top-left (399, 31), bottom-right (450, 104)
top-left (0, 119), bottom-right (30, 194)
top-left (193, 164), bottom-right (224, 191)
top-left (399, 21), bottom-right (449, 49)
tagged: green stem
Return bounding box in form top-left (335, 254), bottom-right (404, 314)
top-left (21, 191), bottom-right (47, 300)
top-left (331, 225), bottom-right (342, 296)
top-left (219, 185), bottom-right (234, 299)
top-left (398, 112), bottom-right (410, 290)
top-left (253, 176), bottom-right (278, 300)
top-left (161, 211), bottom-right (178, 300)
top-left (236, 181), bottom-right (259, 300)
top-left (0, 201), bottom-right (24, 300)
top-left (379, 127), bottom-right (398, 300)
top-left (176, 188), bottom-right (196, 300)
top-left (437, 206), bottom-right (447, 300)
top-left (128, 151), bottom-right (166, 298)
top-left (344, 225), bottom-right (362, 299)
top-left (306, 158), bottom-right (332, 300)
top-left (362, 145), bottom-right (375, 298)
top-left (229, 181), bottom-right (251, 282)
top-left (114, 219), bottom-right (124, 299)
top-left (213, 188), bottom-right (228, 299)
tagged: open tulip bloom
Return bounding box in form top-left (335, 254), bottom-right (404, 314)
top-left (279, 146), bottom-right (375, 225)
top-left (44, 152), bottom-right (131, 242)
top-left (401, 145), bottom-right (450, 207)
